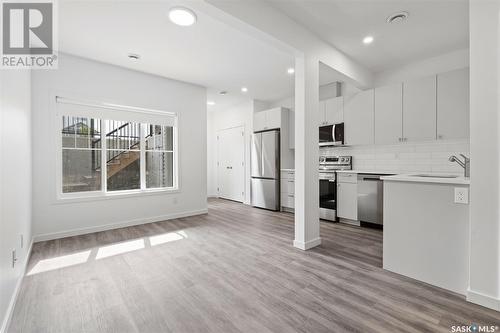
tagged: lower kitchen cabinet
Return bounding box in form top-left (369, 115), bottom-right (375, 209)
top-left (281, 170), bottom-right (294, 210)
top-left (337, 175), bottom-right (358, 220)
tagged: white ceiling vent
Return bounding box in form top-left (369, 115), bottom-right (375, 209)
top-left (387, 11), bottom-right (409, 24)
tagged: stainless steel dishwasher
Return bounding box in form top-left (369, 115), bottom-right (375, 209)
top-left (357, 174), bottom-right (384, 225)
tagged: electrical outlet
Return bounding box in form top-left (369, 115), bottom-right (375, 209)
top-left (454, 187), bottom-right (469, 204)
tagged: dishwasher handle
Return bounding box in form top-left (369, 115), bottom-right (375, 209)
top-left (358, 174), bottom-right (382, 181)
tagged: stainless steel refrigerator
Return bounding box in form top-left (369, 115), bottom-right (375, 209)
top-left (251, 130), bottom-right (280, 211)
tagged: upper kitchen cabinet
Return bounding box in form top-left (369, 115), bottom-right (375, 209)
top-left (253, 108), bottom-right (281, 132)
top-left (437, 68), bottom-right (470, 140)
top-left (374, 83), bottom-right (403, 145)
top-left (318, 97), bottom-right (343, 126)
top-left (325, 96), bottom-right (343, 124)
top-left (344, 89), bottom-right (374, 145)
top-left (403, 76), bottom-right (437, 142)
top-left (253, 111), bottom-right (267, 132)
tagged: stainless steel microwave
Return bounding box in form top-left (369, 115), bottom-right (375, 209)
top-left (319, 123), bottom-right (344, 146)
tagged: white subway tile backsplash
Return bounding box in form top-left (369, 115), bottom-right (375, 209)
top-left (321, 140), bottom-right (469, 174)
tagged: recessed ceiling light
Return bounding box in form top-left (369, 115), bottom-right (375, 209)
top-left (207, 101), bottom-right (215, 106)
top-left (287, 68), bottom-right (295, 75)
top-left (363, 36), bottom-right (374, 45)
top-left (127, 53), bottom-right (140, 61)
top-left (219, 91), bottom-right (227, 95)
top-left (241, 87), bottom-right (248, 93)
top-left (168, 7), bottom-right (197, 27)
top-left (387, 11), bottom-right (409, 24)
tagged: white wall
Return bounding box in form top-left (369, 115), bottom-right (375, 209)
top-left (374, 48), bottom-right (469, 86)
top-left (467, 1), bottom-right (500, 311)
top-left (206, 99), bottom-right (255, 204)
top-left (0, 70), bottom-right (32, 332)
top-left (31, 53), bottom-right (207, 240)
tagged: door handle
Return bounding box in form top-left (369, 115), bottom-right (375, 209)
top-left (226, 166), bottom-right (232, 169)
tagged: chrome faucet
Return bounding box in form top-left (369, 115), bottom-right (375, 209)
top-left (449, 154), bottom-right (470, 177)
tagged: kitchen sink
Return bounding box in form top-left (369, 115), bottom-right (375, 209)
top-left (412, 174), bottom-right (459, 178)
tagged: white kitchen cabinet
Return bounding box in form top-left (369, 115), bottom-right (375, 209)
top-left (374, 83), bottom-right (403, 144)
top-left (266, 108), bottom-right (282, 130)
top-left (253, 108), bottom-right (281, 132)
top-left (437, 68), bottom-right (469, 140)
top-left (325, 96), bottom-right (343, 124)
top-left (337, 174), bottom-right (357, 220)
top-left (280, 170), bottom-right (295, 210)
top-left (403, 76), bottom-right (437, 142)
top-left (318, 100), bottom-right (327, 126)
top-left (344, 89), bottom-right (374, 145)
top-left (253, 111), bottom-right (267, 132)
top-left (318, 97), bottom-right (343, 126)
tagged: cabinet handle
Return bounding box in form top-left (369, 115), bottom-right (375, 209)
top-left (398, 138), bottom-right (402, 142)
top-left (438, 135), bottom-right (443, 140)
top-left (288, 194), bottom-right (294, 198)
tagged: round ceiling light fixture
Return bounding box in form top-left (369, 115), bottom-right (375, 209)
top-left (287, 67), bottom-right (295, 75)
top-left (387, 11), bottom-right (409, 24)
top-left (241, 87), bottom-right (248, 93)
top-left (127, 53), bottom-right (140, 61)
top-left (207, 101), bottom-right (215, 106)
top-left (219, 91), bottom-right (228, 95)
top-left (362, 36), bottom-right (374, 45)
top-left (168, 7), bottom-right (197, 27)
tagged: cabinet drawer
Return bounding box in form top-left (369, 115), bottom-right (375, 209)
top-left (281, 193), bottom-right (295, 208)
top-left (281, 179), bottom-right (294, 194)
top-left (281, 171), bottom-right (295, 180)
top-left (337, 173), bottom-right (357, 184)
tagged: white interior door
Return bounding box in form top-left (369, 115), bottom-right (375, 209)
top-left (217, 126), bottom-right (245, 202)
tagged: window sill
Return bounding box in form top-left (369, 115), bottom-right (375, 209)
top-left (54, 187), bottom-right (180, 205)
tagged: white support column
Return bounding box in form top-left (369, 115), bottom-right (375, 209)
top-left (467, 0), bottom-right (500, 311)
top-left (293, 55), bottom-right (321, 250)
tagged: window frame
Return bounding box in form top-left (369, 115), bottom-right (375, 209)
top-left (55, 96), bottom-right (179, 203)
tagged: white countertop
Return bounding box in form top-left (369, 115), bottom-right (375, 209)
top-left (381, 174), bottom-right (470, 185)
top-left (335, 170), bottom-right (396, 175)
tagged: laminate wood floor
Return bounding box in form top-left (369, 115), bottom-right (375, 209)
top-left (9, 199), bottom-right (500, 332)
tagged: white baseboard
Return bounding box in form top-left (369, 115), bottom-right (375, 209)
top-left (467, 289), bottom-right (500, 311)
top-left (293, 237), bottom-right (322, 250)
top-left (33, 209), bottom-right (208, 242)
top-left (1, 239), bottom-right (34, 333)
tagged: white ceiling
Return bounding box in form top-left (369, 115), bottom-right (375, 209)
top-left (59, 1), bottom-right (295, 107)
top-left (268, 0), bottom-right (469, 73)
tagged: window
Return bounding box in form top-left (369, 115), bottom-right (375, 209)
top-left (62, 116), bottom-right (101, 193)
top-left (58, 98), bottom-right (178, 197)
top-left (105, 120), bottom-right (141, 191)
top-left (145, 125), bottom-right (174, 188)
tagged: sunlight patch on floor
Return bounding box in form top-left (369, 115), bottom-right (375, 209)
top-left (27, 250), bottom-right (91, 275)
top-left (96, 239), bottom-right (145, 259)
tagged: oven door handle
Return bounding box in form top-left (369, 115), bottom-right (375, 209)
top-left (332, 124), bottom-right (336, 141)
top-left (328, 179), bottom-right (335, 182)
